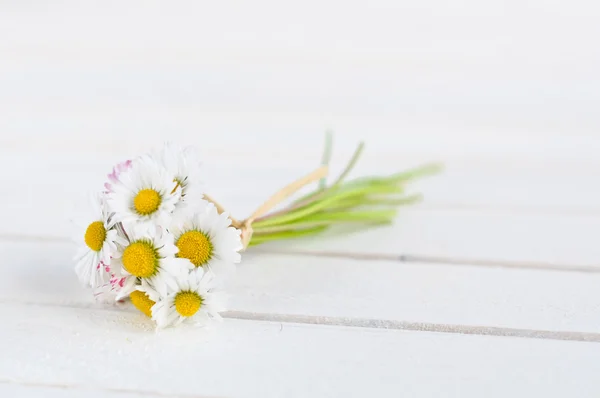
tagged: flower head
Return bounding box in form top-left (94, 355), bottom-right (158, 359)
top-left (151, 142), bottom-right (205, 217)
top-left (169, 203), bottom-right (242, 277)
top-left (74, 142), bottom-right (245, 329)
top-left (73, 193), bottom-right (126, 288)
top-left (143, 267), bottom-right (226, 329)
top-left (111, 223), bottom-right (193, 300)
top-left (107, 155), bottom-right (181, 227)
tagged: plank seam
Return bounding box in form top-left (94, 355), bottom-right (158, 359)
top-left (0, 378), bottom-right (222, 398)
top-left (1, 234), bottom-right (597, 274)
top-left (223, 311), bottom-right (600, 343)
top-left (251, 249), bottom-right (600, 274)
top-left (4, 300), bottom-right (599, 344)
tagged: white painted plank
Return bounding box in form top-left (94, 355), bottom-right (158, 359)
top-left (5, 152), bottom-right (600, 213)
top-left (3, 0), bottom-right (597, 58)
top-left (1, 151), bottom-right (599, 267)
top-left (1, 3), bottom-right (598, 396)
top-left (1, 1), bottom-right (600, 160)
top-left (1, 106), bottom-right (599, 164)
top-left (2, 241), bottom-right (600, 334)
top-left (232, 252), bottom-right (600, 334)
top-left (261, 208), bottom-right (600, 269)
top-left (1, 302), bottom-right (599, 398)
top-left (1, 1), bottom-right (599, 129)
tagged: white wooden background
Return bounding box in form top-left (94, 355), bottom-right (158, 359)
top-left (2, 1), bottom-right (600, 397)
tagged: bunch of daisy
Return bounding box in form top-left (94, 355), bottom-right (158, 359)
top-left (74, 137), bottom-right (439, 329)
top-left (74, 144), bottom-right (242, 328)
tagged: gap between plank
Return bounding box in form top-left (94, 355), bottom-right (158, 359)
top-left (222, 311), bottom-right (600, 343)
top-left (4, 299), bottom-right (600, 344)
top-left (251, 249), bottom-right (600, 274)
top-left (0, 233), bottom-right (597, 274)
top-left (0, 379), bottom-right (220, 398)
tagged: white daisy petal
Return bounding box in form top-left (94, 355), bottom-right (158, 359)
top-left (72, 192), bottom-right (121, 289)
top-left (146, 142), bottom-right (207, 217)
top-left (168, 203), bottom-right (242, 278)
top-left (106, 155), bottom-right (181, 228)
top-left (75, 143), bottom-right (242, 329)
top-left (150, 268), bottom-right (226, 329)
top-left (160, 258), bottom-right (194, 276)
top-left (138, 279), bottom-right (162, 302)
top-left (112, 224), bottom-right (185, 303)
top-left (115, 276), bottom-right (138, 300)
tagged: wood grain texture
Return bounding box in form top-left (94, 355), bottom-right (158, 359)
top-left (2, 241), bottom-right (600, 336)
top-left (0, 382), bottom-right (174, 398)
top-left (1, 1), bottom-right (600, 162)
top-left (1, 151), bottom-right (599, 269)
top-left (1, 1), bottom-right (599, 396)
top-left (1, 302), bottom-right (599, 398)
top-left (257, 209), bottom-right (600, 269)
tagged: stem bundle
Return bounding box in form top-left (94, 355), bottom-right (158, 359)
top-left (205, 136), bottom-right (441, 249)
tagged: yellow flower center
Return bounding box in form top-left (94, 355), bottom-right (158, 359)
top-left (176, 230), bottom-right (212, 267)
top-left (122, 241), bottom-right (158, 277)
top-left (130, 290), bottom-right (155, 317)
top-left (84, 221), bottom-right (106, 252)
top-left (134, 189), bottom-right (162, 216)
top-left (174, 291), bottom-right (203, 317)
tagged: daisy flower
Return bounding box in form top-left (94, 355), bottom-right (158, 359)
top-left (111, 223), bottom-right (193, 300)
top-left (107, 155), bottom-right (181, 227)
top-left (129, 276), bottom-right (184, 318)
top-left (145, 267), bottom-right (226, 328)
top-left (169, 203), bottom-right (242, 277)
top-left (150, 142), bottom-right (205, 216)
top-left (73, 193), bottom-right (126, 288)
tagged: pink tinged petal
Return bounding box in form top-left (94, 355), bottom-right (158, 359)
top-left (105, 159), bottom-right (133, 189)
top-left (110, 276), bottom-right (126, 289)
top-left (115, 277), bottom-right (136, 300)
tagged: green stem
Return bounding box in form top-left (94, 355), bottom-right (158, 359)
top-left (243, 134), bottom-right (441, 248)
top-left (253, 209), bottom-right (397, 234)
top-left (290, 142), bottom-right (365, 208)
top-left (322, 193), bottom-right (423, 213)
top-left (252, 183), bottom-right (403, 228)
top-left (248, 226), bottom-right (329, 247)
